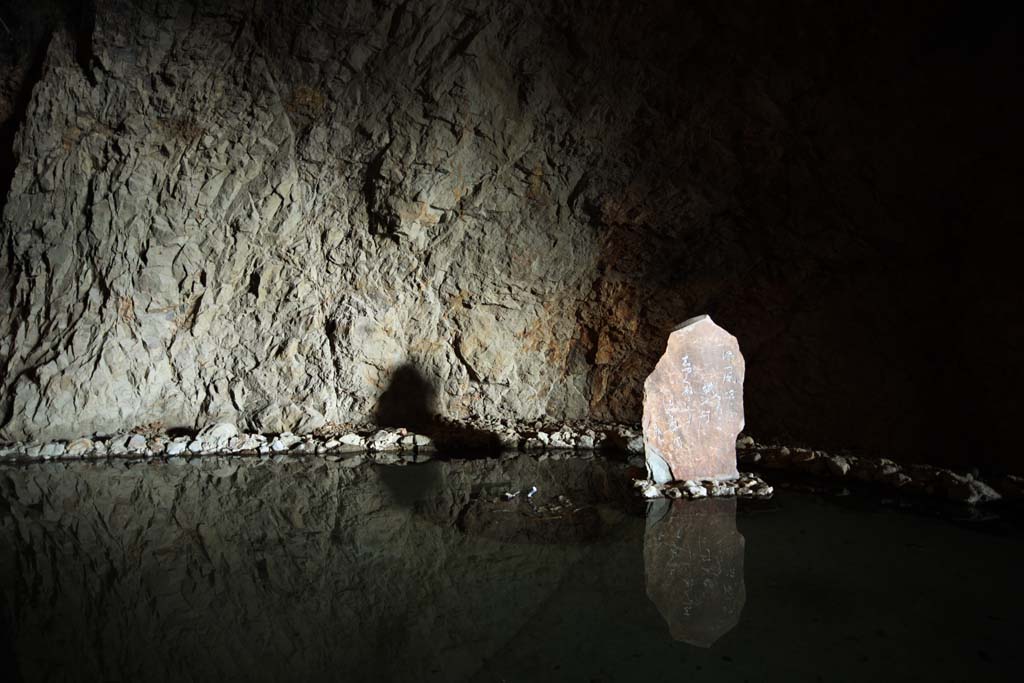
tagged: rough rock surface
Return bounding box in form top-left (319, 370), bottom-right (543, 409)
top-left (0, 1), bottom-right (610, 441)
top-left (642, 316), bottom-right (744, 483)
top-left (0, 1), bottom-right (1020, 472)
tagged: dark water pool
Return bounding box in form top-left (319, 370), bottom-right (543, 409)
top-left (0, 455), bottom-right (1020, 682)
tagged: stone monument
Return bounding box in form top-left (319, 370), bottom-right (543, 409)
top-left (642, 315), bottom-right (745, 484)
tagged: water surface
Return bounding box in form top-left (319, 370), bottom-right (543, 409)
top-left (0, 455), bottom-right (1020, 682)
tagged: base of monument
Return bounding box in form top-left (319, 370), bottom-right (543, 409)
top-left (634, 472), bottom-right (774, 500)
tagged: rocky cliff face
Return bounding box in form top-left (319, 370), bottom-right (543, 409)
top-left (0, 1), bottom-right (1018, 469)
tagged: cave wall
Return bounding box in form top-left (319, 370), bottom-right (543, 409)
top-left (0, 0), bottom-right (1018, 470)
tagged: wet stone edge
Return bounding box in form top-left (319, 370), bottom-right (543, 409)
top-left (0, 421), bottom-right (1020, 505)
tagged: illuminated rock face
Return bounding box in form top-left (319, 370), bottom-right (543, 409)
top-left (644, 498), bottom-right (746, 647)
top-left (0, 1), bottom-right (975, 464)
top-left (642, 315), bottom-right (744, 483)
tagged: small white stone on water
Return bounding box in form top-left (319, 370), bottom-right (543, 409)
top-left (198, 422), bottom-right (239, 451)
top-left (65, 438), bottom-right (93, 456)
top-left (550, 433), bottom-right (573, 449)
top-left (827, 455), bottom-right (851, 477)
top-left (401, 433), bottom-right (432, 447)
top-left (39, 442), bottom-right (66, 458)
top-left (369, 429), bottom-right (401, 451)
top-left (682, 481), bottom-right (708, 498)
top-left (339, 433), bottom-right (364, 447)
top-left (107, 434), bottom-right (132, 455)
top-left (641, 483), bottom-right (662, 498)
top-left (709, 483), bottom-right (736, 497)
top-left (277, 432), bottom-right (301, 449)
top-left (166, 441), bottom-right (187, 456)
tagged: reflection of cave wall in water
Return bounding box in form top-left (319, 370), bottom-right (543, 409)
top-left (644, 497), bottom-right (746, 647)
top-left (0, 0), bottom-right (1018, 471)
top-left (0, 457), bottom-right (637, 683)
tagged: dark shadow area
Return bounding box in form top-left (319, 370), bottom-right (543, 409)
top-left (373, 363), bottom-right (437, 431)
top-left (562, 0), bottom-right (1023, 473)
top-left (373, 362), bottom-right (502, 457)
top-left (0, 1), bottom-right (96, 214)
top-left (374, 459), bottom-right (444, 512)
top-left (0, 594), bottom-right (16, 683)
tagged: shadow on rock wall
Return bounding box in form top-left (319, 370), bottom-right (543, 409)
top-left (373, 362), bottom-right (438, 431)
top-left (373, 363), bottom-right (502, 457)
top-left (560, 1), bottom-right (1023, 471)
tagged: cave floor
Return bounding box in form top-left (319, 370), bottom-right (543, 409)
top-left (0, 455), bottom-right (1021, 682)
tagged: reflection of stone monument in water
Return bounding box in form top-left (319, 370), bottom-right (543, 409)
top-left (643, 315), bottom-right (745, 484)
top-left (644, 498), bottom-right (746, 647)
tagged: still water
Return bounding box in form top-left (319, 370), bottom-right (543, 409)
top-left (0, 454), bottom-right (1020, 682)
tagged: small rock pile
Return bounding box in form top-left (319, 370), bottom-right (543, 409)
top-left (426, 416), bottom-right (644, 452)
top-left (0, 419), bottom-right (643, 462)
top-left (2, 421), bottom-right (1020, 507)
top-left (736, 438), bottom-right (1019, 505)
top-left (0, 423), bottom-right (436, 462)
top-left (634, 473), bottom-right (774, 500)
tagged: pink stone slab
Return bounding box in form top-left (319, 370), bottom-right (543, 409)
top-left (642, 315), bottom-right (744, 483)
